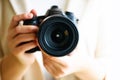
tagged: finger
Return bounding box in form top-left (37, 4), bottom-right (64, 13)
top-left (30, 9), bottom-right (37, 16)
top-left (8, 33), bottom-right (36, 51)
top-left (44, 63), bottom-right (60, 77)
top-left (10, 13), bottom-right (33, 28)
top-left (44, 60), bottom-right (65, 78)
top-left (15, 41), bottom-right (37, 55)
top-left (13, 33), bottom-right (36, 47)
top-left (9, 25), bottom-right (38, 39)
top-left (42, 52), bottom-right (67, 67)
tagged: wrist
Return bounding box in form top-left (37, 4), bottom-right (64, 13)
top-left (1, 54), bottom-right (32, 80)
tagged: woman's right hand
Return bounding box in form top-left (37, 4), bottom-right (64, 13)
top-left (1, 10), bottom-right (39, 80)
top-left (7, 10), bottom-right (38, 65)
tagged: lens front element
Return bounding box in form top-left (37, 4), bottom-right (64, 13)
top-left (38, 16), bottom-right (79, 57)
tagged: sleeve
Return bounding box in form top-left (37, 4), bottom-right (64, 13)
top-left (0, 0), bottom-right (2, 34)
top-left (0, 0), bottom-right (3, 79)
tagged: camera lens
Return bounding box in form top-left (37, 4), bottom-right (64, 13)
top-left (38, 16), bottom-right (79, 57)
top-left (45, 22), bottom-right (72, 50)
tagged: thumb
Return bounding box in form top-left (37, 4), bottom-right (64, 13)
top-left (30, 9), bottom-right (37, 16)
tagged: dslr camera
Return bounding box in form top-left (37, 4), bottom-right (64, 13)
top-left (24, 5), bottom-right (79, 57)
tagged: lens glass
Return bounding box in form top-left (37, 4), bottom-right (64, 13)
top-left (51, 27), bottom-right (69, 43)
top-left (44, 22), bottom-right (72, 50)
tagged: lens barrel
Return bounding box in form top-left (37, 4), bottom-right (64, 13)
top-left (38, 16), bottom-right (79, 57)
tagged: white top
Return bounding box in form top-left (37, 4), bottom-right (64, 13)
top-left (24, 0), bottom-right (68, 15)
top-left (8, 0), bottom-right (120, 80)
top-left (21, 0), bottom-right (87, 80)
top-left (23, 0), bottom-right (120, 80)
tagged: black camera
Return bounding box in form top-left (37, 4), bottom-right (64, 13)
top-left (24, 5), bottom-right (79, 57)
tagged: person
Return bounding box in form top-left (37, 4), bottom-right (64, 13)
top-left (1, 0), bottom-right (120, 80)
top-left (0, 0), bottom-right (90, 80)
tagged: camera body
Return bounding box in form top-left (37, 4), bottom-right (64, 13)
top-left (24, 6), bottom-right (79, 57)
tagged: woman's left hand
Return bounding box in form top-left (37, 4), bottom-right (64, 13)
top-left (42, 43), bottom-right (89, 78)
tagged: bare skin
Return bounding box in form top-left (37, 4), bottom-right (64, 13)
top-left (42, 47), bottom-right (106, 80)
top-left (1, 10), bottom-right (39, 80)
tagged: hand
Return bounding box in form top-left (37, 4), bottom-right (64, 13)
top-left (42, 39), bottom-right (106, 80)
top-left (42, 40), bottom-right (90, 78)
top-left (6, 9), bottom-right (38, 65)
top-left (1, 10), bottom-right (40, 80)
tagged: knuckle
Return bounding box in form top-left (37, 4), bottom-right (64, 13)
top-left (15, 26), bottom-right (21, 33)
top-left (22, 13), bottom-right (28, 18)
top-left (20, 46), bottom-right (25, 51)
top-left (12, 13), bottom-right (27, 22)
top-left (12, 15), bottom-right (17, 22)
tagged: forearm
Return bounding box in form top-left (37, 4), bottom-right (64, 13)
top-left (1, 54), bottom-right (30, 80)
top-left (74, 57), bottom-right (106, 80)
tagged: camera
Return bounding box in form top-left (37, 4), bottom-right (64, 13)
top-left (24, 5), bottom-right (79, 57)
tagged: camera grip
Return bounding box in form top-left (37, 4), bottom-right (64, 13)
top-left (23, 16), bottom-right (38, 25)
top-left (25, 47), bottom-right (40, 53)
top-left (23, 17), bottom-right (40, 53)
